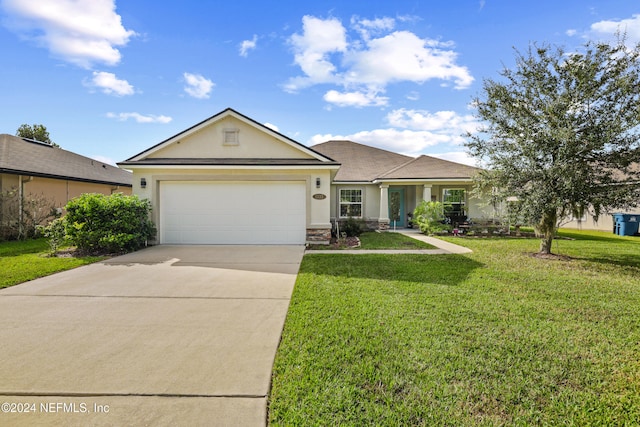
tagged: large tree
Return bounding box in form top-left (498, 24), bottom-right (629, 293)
top-left (16, 124), bottom-right (58, 147)
top-left (466, 39), bottom-right (640, 254)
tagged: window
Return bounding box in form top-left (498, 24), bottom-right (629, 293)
top-left (443, 189), bottom-right (466, 215)
top-left (223, 128), bottom-right (239, 145)
top-left (339, 189), bottom-right (362, 218)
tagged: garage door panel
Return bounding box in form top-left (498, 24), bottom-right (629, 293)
top-left (160, 181), bottom-right (306, 244)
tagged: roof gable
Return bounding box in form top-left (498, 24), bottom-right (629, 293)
top-left (125, 108), bottom-right (334, 163)
top-left (0, 134), bottom-right (132, 186)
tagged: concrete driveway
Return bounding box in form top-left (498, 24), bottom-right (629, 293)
top-left (0, 245), bottom-right (304, 426)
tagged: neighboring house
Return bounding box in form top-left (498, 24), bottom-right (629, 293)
top-left (563, 164), bottom-right (640, 232)
top-left (0, 133), bottom-right (132, 221)
top-left (119, 108), bottom-right (485, 245)
top-left (312, 140), bottom-right (484, 230)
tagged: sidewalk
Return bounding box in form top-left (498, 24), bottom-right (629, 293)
top-left (308, 229), bottom-right (473, 255)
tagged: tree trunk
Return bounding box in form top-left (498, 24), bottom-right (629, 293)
top-left (535, 210), bottom-right (558, 254)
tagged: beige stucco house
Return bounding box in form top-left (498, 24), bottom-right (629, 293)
top-left (119, 108), bottom-right (340, 245)
top-left (312, 140), bottom-right (484, 231)
top-left (1, 134), bottom-right (132, 236)
top-left (119, 108), bottom-right (484, 245)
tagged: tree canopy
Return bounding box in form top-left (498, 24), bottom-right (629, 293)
top-left (16, 124), bottom-right (58, 147)
top-left (466, 39), bottom-right (640, 254)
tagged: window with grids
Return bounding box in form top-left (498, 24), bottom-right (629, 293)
top-left (339, 189), bottom-right (362, 218)
top-left (443, 189), bottom-right (466, 215)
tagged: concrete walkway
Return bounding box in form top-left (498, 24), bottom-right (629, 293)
top-left (0, 245), bottom-right (304, 426)
top-left (308, 229), bottom-right (473, 254)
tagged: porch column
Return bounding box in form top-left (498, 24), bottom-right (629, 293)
top-left (422, 184), bottom-right (432, 203)
top-left (378, 184), bottom-right (390, 230)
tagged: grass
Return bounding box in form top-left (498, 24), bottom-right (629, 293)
top-left (269, 229), bottom-right (640, 426)
top-left (309, 231), bottom-right (436, 250)
top-left (358, 231), bottom-right (436, 249)
top-left (0, 239), bottom-right (104, 289)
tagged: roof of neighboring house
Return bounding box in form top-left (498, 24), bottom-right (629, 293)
top-left (312, 140), bottom-right (481, 182)
top-left (0, 134), bottom-right (132, 187)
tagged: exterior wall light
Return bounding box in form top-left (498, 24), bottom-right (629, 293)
top-left (140, 178), bottom-right (147, 188)
top-left (316, 177), bottom-right (321, 188)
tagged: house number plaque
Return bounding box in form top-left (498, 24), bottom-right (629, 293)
top-left (313, 194), bottom-right (327, 200)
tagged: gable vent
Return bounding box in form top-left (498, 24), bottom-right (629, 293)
top-left (223, 128), bottom-right (239, 146)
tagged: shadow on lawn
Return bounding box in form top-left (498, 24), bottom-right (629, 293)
top-left (302, 253), bottom-right (483, 287)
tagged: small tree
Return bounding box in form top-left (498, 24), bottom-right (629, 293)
top-left (466, 39), bottom-right (640, 254)
top-left (0, 189), bottom-right (58, 241)
top-left (38, 218), bottom-right (67, 256)
top-left (64, 193), bottom-right (156, 254)
top-left (413, 201), bottom-right (450, 235)
top-left (16, 124), bottom-right (59, 147)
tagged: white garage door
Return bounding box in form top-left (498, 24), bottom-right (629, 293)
top-left (160, 181), bottom-right (306, 244)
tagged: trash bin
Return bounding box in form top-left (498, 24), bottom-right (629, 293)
top-left (612, 213), bottom-right (640, 236)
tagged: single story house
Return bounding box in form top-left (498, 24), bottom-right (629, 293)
top-left (312, 140), bottom-right (484, 230)
top-left (1, 134), bottom-right (132, 230)
top-left (119, 108), bottom-right (485, 245)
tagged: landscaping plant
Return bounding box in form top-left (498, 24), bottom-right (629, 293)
top-left (64, 193), bottom-right (155, 254)
top-left (37, 217), bottom-right (67, 256)
top-left (412, 201), bottom-right (450, 235)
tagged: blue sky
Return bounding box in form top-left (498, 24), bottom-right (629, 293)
top-left (1, 1), bottom-right (638, 166)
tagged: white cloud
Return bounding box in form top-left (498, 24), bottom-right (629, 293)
top-left (87, 71), bottom-right (134, 96)
top-left (285, 15), bottom-right (474, 106)
top-left (309, 108), bottom-right (479, 157)
top-left (566, 29), bottom-right (577, 37)
top-left (284, 15), bottom-right (348, 91)
top-left (106, 112), bottom-right (172, 124)
top-left (590, 14), bottom-right (640, 45)
top-left (345, 31), bottom-right (474, 89)
top-left (239, 34), bottom-right (258, 57)
top-left (323, 89), bottom-right (388, 107)
top-left (183, 72), bottom-right (215, 99)
top-left (263, 122), bottom-right (279, 132)
top-left (310, 128), bottom-right (451, 157)
top-left (1, 0), bottom-right (136, 68)
top-left (351, 16), bottom-right (395, 40)
top-left (386, 108), bottom-right (479, 134)
top-left (431, 151), bottom-right (480, 167)
top-left (90, 155), bottom-right (117, 166)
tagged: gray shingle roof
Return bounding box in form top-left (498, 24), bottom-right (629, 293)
top-left (0, 134), bottom-right (132, 186)
top-left (312, 140), bottom-right (412, 181)
top-left (312, 140), bottom-right (480, 182)
top-left (381, 155), bottom-right (481, 179)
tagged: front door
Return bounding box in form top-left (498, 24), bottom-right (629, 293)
top-left (388, 188), bottom-right (405, 227)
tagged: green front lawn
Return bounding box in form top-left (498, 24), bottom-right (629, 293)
top-left (269, 230), bottom-right (640, 425)
top-left (309, 231), bottom-right (436, 250)
top-left (358, 231), bottom-right (436, 249)
top-left (0, 239), bottom-right (104, 289)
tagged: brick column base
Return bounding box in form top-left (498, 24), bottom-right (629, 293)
top-left (306, 228), bottom-right (331, 244)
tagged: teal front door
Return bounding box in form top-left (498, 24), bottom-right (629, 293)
top-left (388, 189), bottom-right (405, 227)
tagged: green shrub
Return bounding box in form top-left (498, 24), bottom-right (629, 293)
top-left (64, 193), bottom-right (155, 254)
top-left (413, 201), bottom-right (451, 235)
top-left (340, 217), bottom-right (365, 237)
